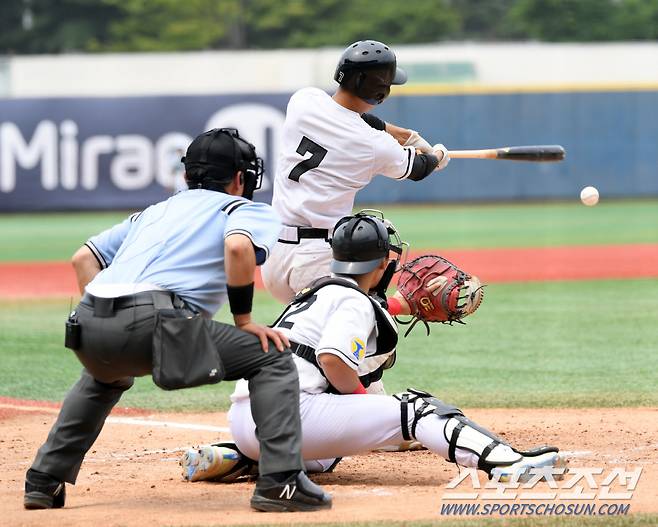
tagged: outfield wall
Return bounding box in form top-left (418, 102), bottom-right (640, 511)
top-left (3, 43), bottom-right (658, 97)
top-left (1, 88), bottom-right (657, 211)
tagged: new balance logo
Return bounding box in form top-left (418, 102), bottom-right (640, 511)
top-left (279, 484), bottom-right (297, 500)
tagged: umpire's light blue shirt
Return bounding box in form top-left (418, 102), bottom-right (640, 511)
top-left (85, 189), bottom-right (281, 317)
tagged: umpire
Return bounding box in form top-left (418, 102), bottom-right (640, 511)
top-left (24, 128), bottom-right (332, 513)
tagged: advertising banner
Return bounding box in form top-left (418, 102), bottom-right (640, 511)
top-left (1, 90), bottom-right (656, 211)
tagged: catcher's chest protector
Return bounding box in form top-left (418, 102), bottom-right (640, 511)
top-left (293, 277), bottom-right (398, 355)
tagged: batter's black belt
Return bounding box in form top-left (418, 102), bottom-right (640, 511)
top-left (80, 290), bottom-right (187, 318)
top-left (278, 225), bottom-right (330, 244)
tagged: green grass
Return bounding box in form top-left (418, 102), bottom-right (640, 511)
top-left (0, 211), bottom-right (128, 261)
top-left (378, 199), bottom-right (658, 249)
top-left (1, 199), bottom-right (657, 261)
top-left (1, 201), bottom-right (656, 411)
top-left (3, 279), bottom-right (657, 411)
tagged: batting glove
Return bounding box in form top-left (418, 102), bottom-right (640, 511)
top-left (432, 143), bottom-right (450, 171)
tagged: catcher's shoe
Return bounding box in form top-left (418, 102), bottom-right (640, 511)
top-left (251, 471), bottom-right (332, 512)
top-left (180, 442), bottom-right (258, 483)
top-left (491, 448), bottom-right (568, 483)
top-left (24, 469), bottom-right (66, 510)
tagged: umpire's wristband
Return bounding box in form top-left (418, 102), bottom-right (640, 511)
top-left (227, 282), bottom-right (254, 315)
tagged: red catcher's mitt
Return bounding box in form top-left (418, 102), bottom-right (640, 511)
top-left (396, 255), bottom-right (484, 327)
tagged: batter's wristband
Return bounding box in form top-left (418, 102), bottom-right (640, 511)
top-left (352, 383), bottom-right (367, 395)
top-left (227, 282), bottom-right (254, 315)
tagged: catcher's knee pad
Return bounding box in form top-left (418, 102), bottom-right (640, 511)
top-left (395, 388), bottom-right (524, 474)
top-left (395, 388), bottom-right (462, 440)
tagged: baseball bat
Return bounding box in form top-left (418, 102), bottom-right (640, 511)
top-left (448, 145), bottom-right (565, 162)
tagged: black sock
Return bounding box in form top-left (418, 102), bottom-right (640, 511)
top-left (26, 468), bottom-right (61, 488)
top-left (263, 469), bottom-right (298, 483)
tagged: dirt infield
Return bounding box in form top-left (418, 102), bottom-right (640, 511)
top-left (3, 246), bottom-right (657, 525)
top-left (2, 243), bottom-right (658, 298)
top-left (2, 399), bottom-right (656, 526)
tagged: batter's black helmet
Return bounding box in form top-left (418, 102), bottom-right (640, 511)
top-left (334, 40), bottom-right (407, 105)
top-left (331, 211), bottom-right (404, 275)
top-left (182, 128), bottom-right (263, 200)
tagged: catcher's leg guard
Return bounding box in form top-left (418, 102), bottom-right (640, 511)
top-left (180, 442), bottom-right (258, 483)
top-left (396, 389), bottom-right (565, 480)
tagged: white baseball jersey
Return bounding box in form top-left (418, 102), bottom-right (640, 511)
top-left (271, 87), bottom-right (416, 229)
top-left (231, 277), bottom-right (396, 399)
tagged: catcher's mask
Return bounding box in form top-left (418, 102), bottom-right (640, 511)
top-left (330, 210), bottom-right (406, 277)
top-left (182, 128), bottom-right (263, 200)
top-left (334, 40), bottom-right (407, 105)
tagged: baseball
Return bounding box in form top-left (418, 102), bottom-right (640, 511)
top-left (580, 186), bottom-right (599, 206)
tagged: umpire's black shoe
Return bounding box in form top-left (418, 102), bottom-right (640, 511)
top-left (24, 469), bottom-right (66, 510)
top-left (251, 471), bottom-right (332, 512)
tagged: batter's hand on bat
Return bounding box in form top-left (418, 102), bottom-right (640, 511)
top-left (432, 144), bottom-right (450, 170)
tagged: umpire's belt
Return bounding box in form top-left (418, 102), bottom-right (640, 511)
top-left (278, 225), bottom-right (330, 244)
top-left (81, 290), bottom-right (186, 318)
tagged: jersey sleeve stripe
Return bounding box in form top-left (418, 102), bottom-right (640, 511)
top-left (315, 346), bottom-right (360, 367)
top-left (221, 199), bottom-right (246, 214)
top-left (224, 201), bottom-right (248, 215)
top-left (129, 211), bottom-right (143, 223)
top-left (400, 147), bottom-right (414, 179)
top-left (85, 241), bottom-right (108, 269)
top-left (224, 228), bottom-right (270, 261)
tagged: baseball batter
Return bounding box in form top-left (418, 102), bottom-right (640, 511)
top-left (182, 213), bottom-right (566, 484)
top-left (262, 39), bottom-right (450, 304)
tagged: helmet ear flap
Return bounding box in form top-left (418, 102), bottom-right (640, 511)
top-left (355, 71), bottom-right (365, 92)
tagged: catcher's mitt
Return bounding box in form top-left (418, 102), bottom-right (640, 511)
top-left (396, 255), bottom-right (484, 335)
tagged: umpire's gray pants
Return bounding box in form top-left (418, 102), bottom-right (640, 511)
top-left (31, 293), bottom-right (304, 483)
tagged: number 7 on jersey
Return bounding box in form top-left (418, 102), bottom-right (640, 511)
top-left (288, 136), bottom-right (328, 182)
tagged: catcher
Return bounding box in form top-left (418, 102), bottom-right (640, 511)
top-left (181, 211), bottom-right (566, 483)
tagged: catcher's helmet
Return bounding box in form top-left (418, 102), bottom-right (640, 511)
top-left (182, 128), bottom-right (263, 200)
top-left (331, 211), bottom-right (404, 275)
top-left (334, 40), bottom-right (407, 105)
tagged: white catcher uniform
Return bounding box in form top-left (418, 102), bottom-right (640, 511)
top-left (228, 277), bottom-right (565, 477)
top-left (262, 87), bottom-right (417, 304)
